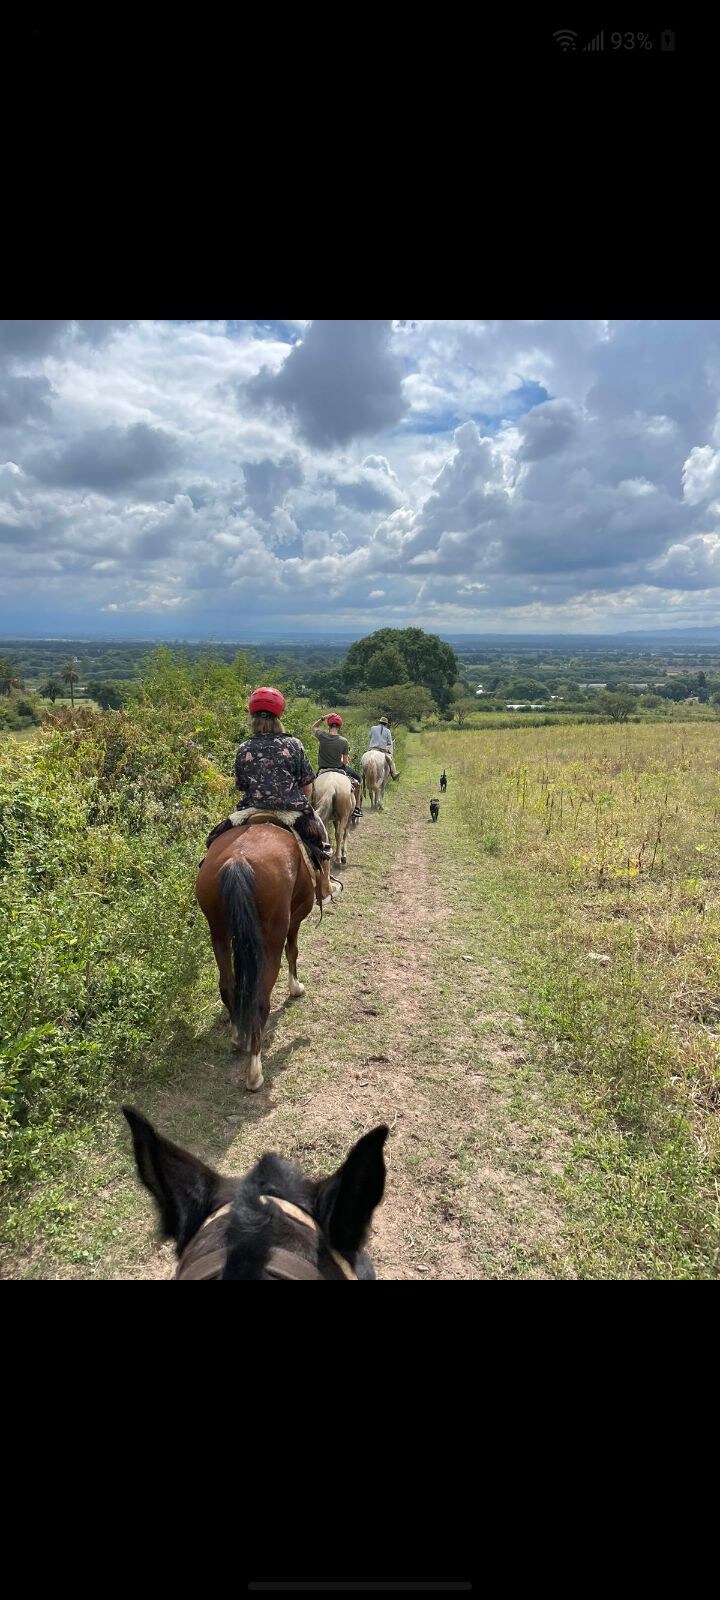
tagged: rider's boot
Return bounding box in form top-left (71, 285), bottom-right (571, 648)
top-left (320, 857), bottom-right (343, 905)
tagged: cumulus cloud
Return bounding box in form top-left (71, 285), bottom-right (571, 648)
top-left (248, 320), bottom-right (407, 447)
top-left (28, 422), bottom-right (182, 490)
top-left (321, 454), bottom-right (403, 511)
top-left (0, 375), bottom-right (54, 427)
top-left (648, 533), bottom-right (720, 588)
top-left (3, 319), bottom-right (720, 636)
top-left (682, 445), bottom-right (720, 506)
top-left (0, 320), bottom-right (130, 360)
top-left (241, 454), bottom-right (303, 516)
top-left (518, 398), bottom-right (579, 460)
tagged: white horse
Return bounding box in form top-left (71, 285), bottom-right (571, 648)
top-left (361, 749), bottom-right (390, 812)
top-left (313, 769), bottom-right (355, 866)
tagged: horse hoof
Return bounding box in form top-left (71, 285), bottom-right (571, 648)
top-left (288, 980), bottom-right (305, 999)
top-left (246, 1078), bottom-right (264, 1092)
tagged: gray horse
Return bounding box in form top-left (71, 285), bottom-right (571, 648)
top-left (314, 769), bottom-right (355, 865)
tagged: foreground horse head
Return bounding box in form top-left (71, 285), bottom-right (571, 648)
top-left (123, 1107), bottom-right (389, 1280)
top-left (313, 769), bottom-right (354, 865)
top-left (196, 823), bottom-right (316, 1091)
top-left (361, 749), bottom-right (389, 811)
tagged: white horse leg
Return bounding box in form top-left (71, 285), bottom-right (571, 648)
top-left (246, 1050), bottom-right (263, 1091)
top-left (286, 924), bottom-right (305, 999)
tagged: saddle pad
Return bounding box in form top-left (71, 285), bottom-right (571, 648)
top-left (228, 808), bottom-right (317, 886)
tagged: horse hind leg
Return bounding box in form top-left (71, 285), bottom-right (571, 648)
top-left (286, 921), bottom-right (305, 999)
top-left (244, 991), bottom-right (269, 1091)
top-left (212, 933), bottom-right (235, 1028)
top-left (243, 948), bottom-right (282, 1091)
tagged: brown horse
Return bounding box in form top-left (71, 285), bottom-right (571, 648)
top-left (196, 822), bottom-right (316, 1091)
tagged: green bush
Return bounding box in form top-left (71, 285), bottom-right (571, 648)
top-left (0, 650), bottom-right (335, 1196)
top-left (0, 693), bottom-right (42, 732)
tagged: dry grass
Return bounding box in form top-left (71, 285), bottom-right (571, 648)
top-left (422, 724), bottom-right (720, 1275)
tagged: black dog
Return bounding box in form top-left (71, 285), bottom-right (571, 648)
top-left (430, 798), bottom-right (440, 822)
top-left (439, 771), bottom-right (447, 793)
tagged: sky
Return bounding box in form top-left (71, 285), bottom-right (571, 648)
top-left (2, 318), bottom-right (720, 639)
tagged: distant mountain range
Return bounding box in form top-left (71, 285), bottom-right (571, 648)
top-left (2, 625), bottom-right (720, 649)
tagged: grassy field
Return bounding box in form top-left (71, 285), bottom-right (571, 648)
top-left (1, 721), bottom-right (718, 1278)
top-left (421, 722), bottom-right (720, 1275)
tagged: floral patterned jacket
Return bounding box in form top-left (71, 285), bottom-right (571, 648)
top-left (233, 734), bottom-right (316, 812)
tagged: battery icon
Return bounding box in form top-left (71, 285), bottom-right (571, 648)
top-left (661, 29), bottom-right (675, 50)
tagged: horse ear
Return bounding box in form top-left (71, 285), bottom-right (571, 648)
top-left (316, 1125), bottom-right (388, 1257)
top-left (122, 1106), bottom-right (222, 1247)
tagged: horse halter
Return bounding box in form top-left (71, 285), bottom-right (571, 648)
top-left (175, 1193), bottom-right (358, 1281)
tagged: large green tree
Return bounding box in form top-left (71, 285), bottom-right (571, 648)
top-left (94, 681), bottom-right (124, 710)
top-left (344, 628), bottom-right (457, 710)
top-left (452, 695), bottom-right (479, 727)
top-left (501, 678), bottom-right (550, 702)
top-left (304, 667), bottom-right (350, 705)
top-left (597, 691), bottom-right (635, 723)
top-left (365, 645), bottom-right (409, 688)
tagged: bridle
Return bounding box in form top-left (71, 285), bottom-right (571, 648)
top-left (174, 1193), bottom-right (358, 1281)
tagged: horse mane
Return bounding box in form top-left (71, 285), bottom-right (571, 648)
top-left (222, 1154), bottom-right (318, 1279)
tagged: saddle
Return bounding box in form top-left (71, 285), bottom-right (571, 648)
top-left (201, 809), bottom-right (322, 903)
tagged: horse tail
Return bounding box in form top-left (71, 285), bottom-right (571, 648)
top-left (220, 858), bottom-right (263, 1042)
top-left (315, 778), bottom-right (334, 825)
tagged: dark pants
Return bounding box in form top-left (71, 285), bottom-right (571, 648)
top-left (317, 765), bottom-right (361, 785)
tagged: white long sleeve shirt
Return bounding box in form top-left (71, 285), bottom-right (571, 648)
top-left (369, 723), bottom-right (393, 752)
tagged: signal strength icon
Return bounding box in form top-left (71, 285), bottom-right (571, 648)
top-left (583, 30), bottom-right (605, 50)
top-left (553, 29), bottom-right (578, 49)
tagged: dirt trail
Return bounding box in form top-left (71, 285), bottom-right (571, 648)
top-left (131, 756), bottom-right (570, 1280)
top-left (5, 740), bottom-right (572, 1279)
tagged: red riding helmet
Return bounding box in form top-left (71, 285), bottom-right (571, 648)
top-left (247, 686), bottom-right (286, 716)
top-left (326, 713), bottom-right (343, 727)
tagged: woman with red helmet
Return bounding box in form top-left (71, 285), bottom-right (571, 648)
top-left (310, 712), bottom-right (363, 819)
top-left (233, 688), bottom-right (338, 900)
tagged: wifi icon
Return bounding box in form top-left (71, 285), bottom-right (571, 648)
top-left (553, 29), bottom-right (578, 49)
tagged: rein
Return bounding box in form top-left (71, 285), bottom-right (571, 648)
top-left (175, 1194), bottom-right (357, 1282)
